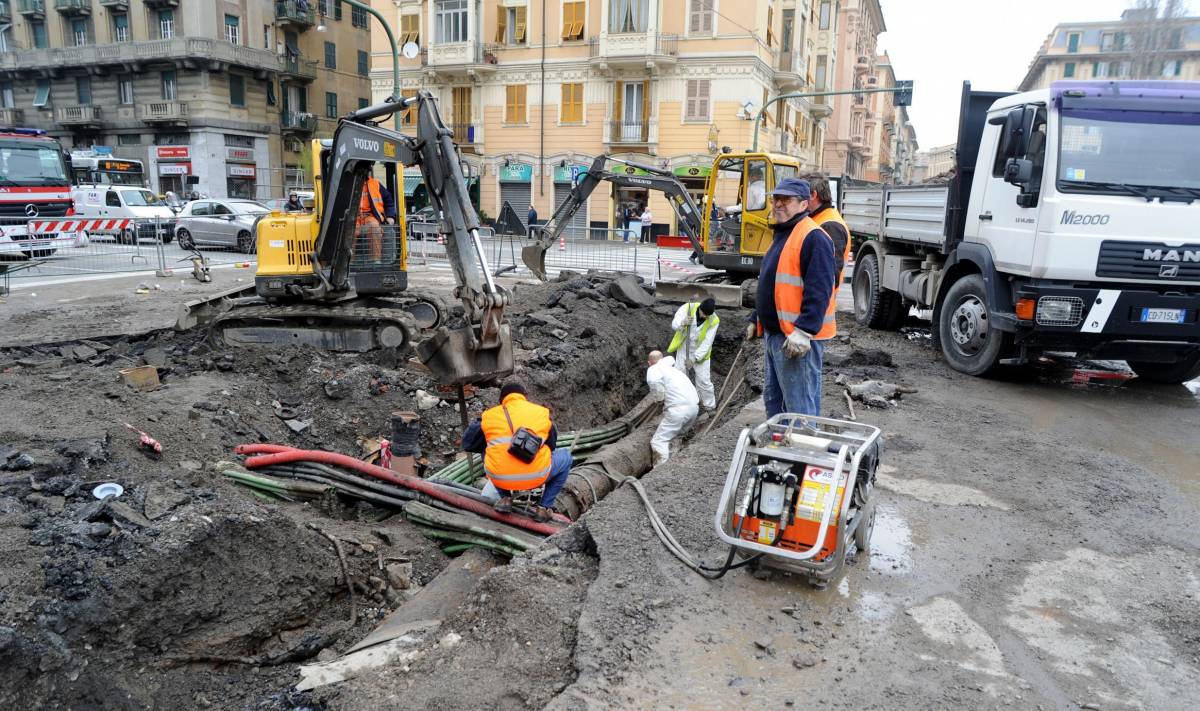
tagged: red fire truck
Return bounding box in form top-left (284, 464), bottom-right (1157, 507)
top-left (0, 127), bottom-right (76, 258)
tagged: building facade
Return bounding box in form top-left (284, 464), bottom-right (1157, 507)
top-left (0, 0), bottom-right (371, 199)
top-left (819, 0), bottom-right (883, 179)
top-left (369, 0), bottom-right (835, 235)
top-left (911, 142), bottom-right (953, 182)
top-left (1019, 9), bottom-right (1200, 90)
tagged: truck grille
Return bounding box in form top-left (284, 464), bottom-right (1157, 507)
top-left (1096, 240), bottom-right (1200, 280)
top-left (0, 201), bottom-right (71, 218)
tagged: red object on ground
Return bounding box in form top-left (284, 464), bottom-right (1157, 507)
top-left (655, 235), bottom-right (693, 249)
top-left (123, 422), bottom-right (162, 456)
top-left (238, 445), bottom-right (563, 537)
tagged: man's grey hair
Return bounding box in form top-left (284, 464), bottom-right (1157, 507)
top-left (802, 173), bottom-right (834, 205)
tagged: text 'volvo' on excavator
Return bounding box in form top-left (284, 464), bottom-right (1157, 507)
top-left (183, 92), bottom-right (512, 385)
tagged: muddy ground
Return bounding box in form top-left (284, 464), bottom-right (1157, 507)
top-left (2, 270), bottom-right (1198, 710)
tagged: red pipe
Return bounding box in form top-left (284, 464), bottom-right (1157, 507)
top-left (235, 443), bottom-right (298, 455)
top-left (240, 447), bottom-right (563, 537)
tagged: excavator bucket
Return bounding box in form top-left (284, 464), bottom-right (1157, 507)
top-left (653, 279), bottom-right (743, 307)
top-left (417, 324), bottom-right (514, 385)
top-left (520, 243), bottom-right (550, 281)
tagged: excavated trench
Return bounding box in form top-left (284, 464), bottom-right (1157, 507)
top-left (0, 272), bottom-right (756, 709)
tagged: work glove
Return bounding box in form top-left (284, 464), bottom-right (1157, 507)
top-left (684, 356), bottom-right (696, 369)
top-left (744, 322), bottom-right (757, 340)
top-left (782, 330), bottom-right (812, 359)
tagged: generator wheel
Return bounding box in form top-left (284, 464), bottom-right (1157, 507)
top-left (853, 501), bottom-right (876, 555)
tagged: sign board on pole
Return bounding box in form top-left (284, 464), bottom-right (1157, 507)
top-left (894, 80), bottom-right (914, 107)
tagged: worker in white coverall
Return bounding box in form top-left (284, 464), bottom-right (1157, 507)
top-left (667, 297), bottom-right (718, 410)
top-left (646, 350), bottom-right (700, 465)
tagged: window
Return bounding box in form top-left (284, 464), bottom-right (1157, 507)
top-left (610, 0), bottom-right (648, 33)
top-left (109, 74), bottom-right (133, 106)
top-left (230, 74), bottom-right (245, 107)
top-left (1168, 28), bottom-right (1183, 50)
top-left (688, 0), bottom-right (713, 34)
top-left (1066, 32), bottom-right (1080, 53)
top-left (1100, 31), bottom-right (1123, 52)
top-left (224, 134), bottom-right (254, 148)
top-left (106, 191), bottom-right (121, 208)
top-left (325, 91), bottom-right (338, 118)
top-left (324, 41), bottom-right (336, 69)
top-left (815, 55), bottom-right (827, 89)
top-left (562, 1), bottom-right (585, 40)
top-left (264, 25), bottom-right (271, 50)
top-left (745, 159), bottom-right (767, 211)
top-left (31, 21), bottom-right (48, 49)
top-left (496, 5), bottom-right (527, 45)
top-left (335, 1), bottom-right (344, 21)
top-left (191, 202), bottom-right (211, 217)
top-left (561, 82), bottom-right (583, 123)
top-left (357, 50), bottom-right (369, 76)
top-left (436, 0), bottom-right (468, 43)
top-left (781, 9), bottom-right (794, 49)
top-left (818, 1), bottom-right (831, 30)
top-left (159, 10), bottom-right (175, 40)
top-left (452, 86), bottom-right (471, 126)
top-left (401, 88), bottom-right (418, 124)
top-left (33, 79), bottom-right (51, 108)
top-left (400, 14), bottom-right (421, 45)
top-left (1064, 62), bottom-right (1075, 78)
top-left (505, 84), bottom-right (527, 124)
top-left (684, 79), bottom-right (710, 121)
top-left (318, 0), bottom-right (329, 17)
top-left (118, 134), bottom-right (141, 146)
top-left (161, 70), bottom-right (177, 101)
top-left (359, 97), bottom-right (370, 109)
top-left (266, 80), bottom-right (276, 106)
top-left (71, 18), bottom-right (89, 47)
top-left (225, 15), bottom-right (240, 45)
top-left (1, 83), bottom-right (13, 109)
top-left (766, 4), bottom-right (775, 47)
top-left (76, 77), bottom-right (92, 105)
top-left (352, 5), bottom-right (368, 28)
top-left (1163, 59), bottom-right (1184, 77)
top-left (113, 14), bottom-right (130, 43)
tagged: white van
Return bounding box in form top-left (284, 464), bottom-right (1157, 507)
top-left (71, 186), bottom-right (177, 244)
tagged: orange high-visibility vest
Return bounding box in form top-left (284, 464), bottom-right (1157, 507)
top-left (358, 176), bottom-right (385, 224)
top-left (771, 215), bottom-right (837, 341)
top-left (810, 204), bottom-right (852, 288)
top-left (481, 393), bottom-right (553, 491)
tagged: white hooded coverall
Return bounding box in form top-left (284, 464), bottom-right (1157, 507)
top-left (646, 355), bottom-right (700, 464)
top-left (669, 302), bottom-right (718, 409)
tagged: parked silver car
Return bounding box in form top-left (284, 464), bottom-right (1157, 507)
top-left (174, 199), bottom-right (270, 253)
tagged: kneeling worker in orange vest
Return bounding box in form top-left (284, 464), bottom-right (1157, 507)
top-left (357, 174), bottom-right (398, 263)
top-left (462, 382), bottom-right (573, 522)
top-left (743, 178), bottom-right (837, 417)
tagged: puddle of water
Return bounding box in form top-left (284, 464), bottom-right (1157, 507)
top-left (868, 504), bottom-right (913, 576)
top-left (1187, 379), bottom-right (1199, 398)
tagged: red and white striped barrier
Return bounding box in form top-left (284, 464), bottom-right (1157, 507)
top-left (657, 257), bottom-right (702, 275)
top-left (26, 218), bottom-right (132, 234)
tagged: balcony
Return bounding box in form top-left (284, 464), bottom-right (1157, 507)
top-left (0, 1), bottom-right (11, 21)
top-left (451, 123), bottom-right (482, 153)
top-left (854, 54), bottom-right (871, 73)
top-left (425, 42), bottom-right (495, 79)
top-left (280, 110), bottom-right (316, 134)
top-left (54, 0), bottom-right (91, 15)
top-left (18, 0), bottom-right (44, 18)
top-left (142, 0), bottom-right (178, 7)
top-left (139, 100), bottom-right (187, 124)
top-left (0, 37), bottom-right (289, 75)
top-left (57, 105), bottom-right (102, 127)
top-left (775, 51), bottom-right (803, 91)
top-left (849, 131), bottom-right (867, 151)
top-left (98, 0), bottom-right (127, 8)
top-left (606, 120), bottom-right (655, 146)
top-left (280, 54), bottom-right (318, 82)
top-left (0, 108), bottom-right (24, 124)
top-left (275, 0), bottom-right (315, 30)
top-left (590, 32), bottom-right (678, 70)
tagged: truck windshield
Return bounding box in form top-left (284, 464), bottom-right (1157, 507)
top-left (122, 190), bottom-right (163, 207)
top-left (0, 144), bottom-right (68, 186)
top-left (1058, 110), bottom-right (1200, 194)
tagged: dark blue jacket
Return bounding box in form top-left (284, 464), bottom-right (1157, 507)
top-left (751, 212), bottom-right (837, 336)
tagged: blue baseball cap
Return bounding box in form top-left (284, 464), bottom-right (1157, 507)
top-left (770, 178), bottom-right (812, 200)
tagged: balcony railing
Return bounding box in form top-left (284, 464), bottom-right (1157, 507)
top-left (142, 0), bottom-right (179, 8)
top-left (98, 0), bottom-right (127, 8)
top-left (0, 107), bottom-right (24, 124)
top-left (281, 53), bottom-right (318, 80)
top-left (0, 37), bottom-right (288, 73)
top-left (777, 51), bottom-right (800, 74)
top-left (275, 0), bottom-right (315, 29)
top-left (57, 105), bottom-right (101, 125)
top-left (608, 120), bottom-right (652, 144)
top-left (54, 0), bottom-right (91, 14)
top-left (139, 100), bottom-right (187, 122)
top-left (17, 0), bottom-right (45, 17)
top-left (281, 110), bottom-right (316, 132)
top-left (0, 1), bottom-right (11, 20)
top-left (590, 32), bottom-right (678, 64)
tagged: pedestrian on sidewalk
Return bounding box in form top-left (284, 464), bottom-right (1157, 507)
top-left (639, 204), bottom-right (653, 244)
top-left (645, 350), bottom-right (700, 465)
top-left (743, 178), bottom-right (837, 417)
top-left (667, 297), bottom-right (719, 410)
top-left (462, 382), bottom-right (572, 522)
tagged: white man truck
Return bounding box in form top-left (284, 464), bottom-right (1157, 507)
top-left (847, 80), bottom-right (1200, 384)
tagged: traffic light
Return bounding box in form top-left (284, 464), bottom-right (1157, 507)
top-left (894, 80), bottom-right (914, 107)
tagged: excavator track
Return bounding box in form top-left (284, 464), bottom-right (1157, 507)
top-left (210, 303), bottom-right (421, 353)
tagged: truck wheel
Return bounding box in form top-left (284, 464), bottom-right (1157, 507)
top-left (852, 252), bottom-right (904, 330)
top-left (1126, 353), bottom-right (1200, 384)
top-left (938, 274), bottom-right (1009, 376)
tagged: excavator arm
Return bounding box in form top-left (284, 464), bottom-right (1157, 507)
top-left (520, 155), bottom-right (706, 280)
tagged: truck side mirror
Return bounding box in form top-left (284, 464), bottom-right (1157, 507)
top-left (1004, 157), bottom-right (1034, 186)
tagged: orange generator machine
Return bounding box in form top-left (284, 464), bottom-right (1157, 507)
top-left (714, 414), bottom-right (881, 586)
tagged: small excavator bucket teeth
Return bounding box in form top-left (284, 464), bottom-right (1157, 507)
top-left (418, 324), bottom-right (514, 385)
top-left (521, 244), bottom-right (549, 281)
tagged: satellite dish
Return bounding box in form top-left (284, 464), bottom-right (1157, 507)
top-left (401, 42), bottom-right (420, 59)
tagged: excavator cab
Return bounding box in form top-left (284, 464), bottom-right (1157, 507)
top-left (697, 152), bottom-right (800, 275)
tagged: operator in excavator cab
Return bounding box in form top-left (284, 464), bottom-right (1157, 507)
top-left (357, 171), bottom-right (397, 264)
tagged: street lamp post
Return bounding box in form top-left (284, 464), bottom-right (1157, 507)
top-left (751, 86), bottom-right (912, 152)
top-left (335, 0), bottom-right (402, 127)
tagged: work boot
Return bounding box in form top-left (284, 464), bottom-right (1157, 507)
top-left (494, 496), bottom-right (513, 513)
top-left (532, 505), bottom-right (554, 523)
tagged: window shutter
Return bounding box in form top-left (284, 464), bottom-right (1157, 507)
top-left (515, 6), bottom-right (527, 43)
top-left (496, 7), bottom-right (507, 43)
top-left (614, 81), bottom-right (623, 124)
top-left (642, 80), bottom-right (650, 130)
top-left (699, 80), bottom-right (709, 118)
top-left (562, 2), bottom-right (573, 39)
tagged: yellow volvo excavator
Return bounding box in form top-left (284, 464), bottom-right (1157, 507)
top-left (183, 93), bottom-right (511, 385)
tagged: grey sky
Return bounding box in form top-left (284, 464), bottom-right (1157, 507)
top-left (877, 0), bottom-right (1157, 150)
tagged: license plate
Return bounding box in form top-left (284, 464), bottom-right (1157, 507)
top-left (1139, 308), bottom-right (1186, 324)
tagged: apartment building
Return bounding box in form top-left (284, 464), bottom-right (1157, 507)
top-left (858, 51), bottom-right (915, 183)
top-left (910, 141), bottom-right (953, 182)
top-left (819, 0), bottom-right (883, 179)
top-left (369, 0), bottom-right (834, 235)
top-left (0, 0), bottom-right (370, 198)
top-left (1019, 8), bottom-right (1200, 90)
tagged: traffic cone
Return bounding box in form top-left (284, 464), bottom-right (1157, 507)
top-left (558, 235), bottom-right (566, 251)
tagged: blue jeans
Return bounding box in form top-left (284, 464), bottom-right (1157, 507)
top-left (762, 331), bottom-right (825, 417)
top-left (495, 448), bottom-right (573, 508)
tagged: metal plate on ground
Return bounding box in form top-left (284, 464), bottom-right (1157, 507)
top-left (654, 279), bottom-right (742, 307)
